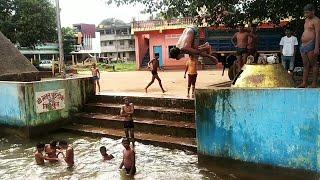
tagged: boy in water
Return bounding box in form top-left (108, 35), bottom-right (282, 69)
top-left (120, 97), bottom-right (135, 146)
top-left (91, 63), bottom-right (101, 92)
top-left (100, 146), bottom-right (114, 161)
top-left (119, 138), bottom-right (136, 176)
top-left (34, 143), bottom-right (59, 165)
top-left (59, 140), bottom-right (74, 167)
top-left (184, 58), bottom-right (198, 98)
top-left (298, 4), bottom-right (320, 88)
top-left (145, 53), bottom-right (166, 93)
top-left (45, 140), bottom-right (59, 163)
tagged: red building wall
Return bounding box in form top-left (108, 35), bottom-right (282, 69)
top-left (135, 29), bottom-right (191, 70)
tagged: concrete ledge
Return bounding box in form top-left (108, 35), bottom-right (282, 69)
top-left (195, 88), bottom-right (320, 172)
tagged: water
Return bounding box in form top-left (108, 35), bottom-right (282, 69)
top-left (0, 133), bottom-right (217, 180)
top-left (0, 133), bottom-right (318, 180)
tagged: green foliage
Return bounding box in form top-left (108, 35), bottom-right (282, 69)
top-left (107, 0), bottom-right (320, 28)
top-left (99, 18), bottom-right (127, 26)
top-left (0, 0), bottom-right (56, 47)
top-left (62, 27), bottom-right (76, 56)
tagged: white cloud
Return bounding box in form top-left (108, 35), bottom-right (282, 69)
top-left (57, 0), bottom-right (150, 27)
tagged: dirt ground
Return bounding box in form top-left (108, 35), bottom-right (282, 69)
top-left (79, 70), bottom-right (230, 98)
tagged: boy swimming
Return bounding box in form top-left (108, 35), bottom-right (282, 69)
top-left (119, 138), bottom-right (136, 176)
top-left (34, 143), bottom-right (59, 165)
top-left (100, 146), bottom-right (114, 161)
top-left (59, 140), bottom-right (74, 167)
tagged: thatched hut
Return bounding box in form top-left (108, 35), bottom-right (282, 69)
top-left (0, 31), bottom-right (40, 81)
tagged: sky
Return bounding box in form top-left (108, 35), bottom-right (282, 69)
top-left (57, 0), bottom-right (150, 27)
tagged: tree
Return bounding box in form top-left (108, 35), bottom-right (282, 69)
top-left (62, 27), bottom-right (75, 57)
top-left (99, 18), bottom-right (128, 26)
top-left (0, 0), bottom-right (56, 48)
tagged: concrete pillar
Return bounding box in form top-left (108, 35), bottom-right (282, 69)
top-left (38, 54), bottom-right (41, 61)
top-left (31, 58), bottom-right (33, 64)
top-left (33, 54), bottom-right (36, 61)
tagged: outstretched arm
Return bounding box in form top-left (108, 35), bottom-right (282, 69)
top-left (181, 47), bottom-right (218, 64)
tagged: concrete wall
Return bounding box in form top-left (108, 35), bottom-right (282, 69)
top-left (0, 77), bottom-right (94, 138)
top-left (195, 88), bottom-right (320, 172)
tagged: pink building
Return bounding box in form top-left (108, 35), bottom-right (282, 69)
top-left (132, 18), bottom-right (206, 70)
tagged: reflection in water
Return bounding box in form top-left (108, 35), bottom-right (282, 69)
top-left (0, 133), bottom-right (215, 180)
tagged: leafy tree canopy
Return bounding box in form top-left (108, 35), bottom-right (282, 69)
top-left (0, 0), bottom-right (56, 48)
top-left (62, 27), bottom-right (76, 56)
top-left (99, 18), bottom-right (128, 26)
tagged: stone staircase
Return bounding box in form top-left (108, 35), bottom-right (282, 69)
top-left (63, 94), bottom-right (197, 152)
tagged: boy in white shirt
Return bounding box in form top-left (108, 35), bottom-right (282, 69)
top-left (280, 28), bottom-right (299, 73)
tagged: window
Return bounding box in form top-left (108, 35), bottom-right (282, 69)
top-left (129, 40), bottom-right (134, 45)
top-left (109, 41), bottom-right (113, 45)
top-left (105, 29), bottom-right (114, 34)
top-left (120, 40), bottom-right (124, 45)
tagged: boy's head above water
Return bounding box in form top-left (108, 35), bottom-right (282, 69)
top-left (59, 140), bottom-right (68, 149)
top-left (122, 138), bottom-right (130, 148)
top-left (123, 97), bottom-right (130, 105)
top-left (36, 143), bottom-right (45, 151)
top-left (100, 146), bottom-right (107, 155)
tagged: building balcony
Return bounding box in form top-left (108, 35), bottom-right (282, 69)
top-left (100, 34), bottom-right (134, 41)
top-left (132, 17), bottom-right (194, 33)
top-left (101, 45), bottom-right (135, 53)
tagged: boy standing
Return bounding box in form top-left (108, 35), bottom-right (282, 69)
top-left (35, 143), bottom-right (59, 165)
top-left (184, 58), bottom-right (198, 98)
top-left (91, 63), bottom-right (101, 92)
top-left (120, 97), bottom-right (135, 145)
top-left (119, 138), bottom-right (136, 176)
top-left (280, 28), bottom-right (299, 73)
top-left (145, 53), bottom-right (166, 93)
top-left (59, 140), bottom-right (74, 167)
top-left (100, 146), bottom-right (114, 161)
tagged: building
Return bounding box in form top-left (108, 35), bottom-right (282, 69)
top-left (19, 43), bottom-right (59, 61)
top-left (98, 24), bottom-right (135, 61)
top-left (71, 24), bottom-right (101, 63)
top-left (132, 17), bottom-right (202, 70)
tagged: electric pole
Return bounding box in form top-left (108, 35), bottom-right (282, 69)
top-left (55, 0), bottom-right (65, 77)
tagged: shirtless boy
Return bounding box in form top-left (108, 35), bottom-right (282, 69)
top-left (100, 146), bottom-right (114, 161)
top-left (169, 23), bottom-right (218, 64)
top-left (145, 53), bottom-right (166, 93)
top-left (232, 24), bottom-right (250, 74)
top-left (91, 63), bottom-right (101, 92)
top-left (120, 97), bottom-right (135, 145)
top-left (35, 143), bottom-right (59, 165)
top-left (184, 58), bottom-right (198, 98)
top-left (299, 4), bottom-right (320, 88)
top-left (119, 138), bottom-right (136, 176)
top-left (45, 141), bottom-right (59, 163)
top-left (247, 24), bottom-right (259, 60)
top-left (59, 140), bottom-right (74, 167)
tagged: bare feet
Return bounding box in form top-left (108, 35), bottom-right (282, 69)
top-left (297, 83), bottom-right (307, 88)
top-left (162, 90), bottom-right (167, 93)
top-left (187, 94), bottom-right (190, 98)
top-left (191, 94), bottom-right (195, 99)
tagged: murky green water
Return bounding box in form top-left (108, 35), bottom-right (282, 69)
top-left (0, 133), bottom-right (318, 180)
top-left (0, 133), bottom-right (218, 180)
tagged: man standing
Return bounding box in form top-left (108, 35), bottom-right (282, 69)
top-left (247, 24), bottom-right (259, 61)
top-left (231, 24), bottom-right (250, 70)
top-left (145, 53), bottom-right (166, 93)
top-left (299, 4), bottom-right (320, 88)
top-left (280, 28), bottom-right (299, 73)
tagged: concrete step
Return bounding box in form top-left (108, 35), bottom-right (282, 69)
top-left (73, 113), bottom-right (196, 138)
top-left (84, 103), bottom-right (195, 122)
top-left (63, 124), bottom-right (197, 152)
top-left (91, 94), bottom-right (195, 110)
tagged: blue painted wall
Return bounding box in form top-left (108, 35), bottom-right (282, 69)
top-left (195, 88), bottom-right (320, 172)
top-left (0, 77), bottom-right (94, 136)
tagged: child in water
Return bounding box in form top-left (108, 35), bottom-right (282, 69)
top-left (119, 138), bottom-right (136, 176)
top-left (59, 140), bottom-right (74, 167)
top-left (34, 143), bottom-right (59, 165)
top-left (100, 146), bottom-right (114, 161)
top-left (91, 63), bottom-right (101, 92)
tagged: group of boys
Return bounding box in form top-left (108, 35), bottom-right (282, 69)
top-left (35, 97), bottom-right (136, 176)
top-left (34, 140), bottom-right (74, 167)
